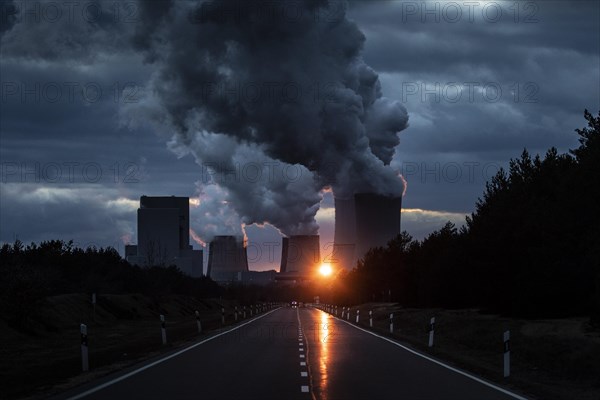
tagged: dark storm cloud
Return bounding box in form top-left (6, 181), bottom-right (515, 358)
top-left (0, 0), bottom-right (132, 63)
top-left (346, 0), bottom-right (599, 220)
top-left (350, 1), bottom-right (600, 75)
top-left (0, 183), bottom-right (137, 250)
top-left (0, 0), bottom-right (18, 36)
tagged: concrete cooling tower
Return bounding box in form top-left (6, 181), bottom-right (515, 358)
top-left (332, 196), bottom-right (357, 270)
top-left (280, 237), bottom-right (289, 273)
top-left (354, 193), bottom-right (402, 260)
top-left (279, 235), bottom-right (320, 277)
top-left (207, 236), bottom-right (249, 282)
top-left (333, 193), bottom-right (402, 269)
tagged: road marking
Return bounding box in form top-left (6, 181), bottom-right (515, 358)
top-left (300, 362), bottom-right (306, 366)
top-left (300, 354), bottom-right (305, 358)
top-left (301, 372), bottom-right (308, 377)
top-left (321, 309), bottom-right (528, 400)
top-left (300, 348), bottom-right (304, 352)
top-left (301, 385), bottom-right (309, 392)
top-left (63, 308), bottom-right (282, 400)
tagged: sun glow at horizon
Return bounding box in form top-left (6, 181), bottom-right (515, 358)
top-left (319, 263), bottom-right (333, 277)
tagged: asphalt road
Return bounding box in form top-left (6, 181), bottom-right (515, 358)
top-left (52, 307), bottom-right (527, 400)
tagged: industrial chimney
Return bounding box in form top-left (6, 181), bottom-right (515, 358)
top-left (207, 235), bottom-right (249, 282)
top-left (279, 235), bottom-right (320, 277)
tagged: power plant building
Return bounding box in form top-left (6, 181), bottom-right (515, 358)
top-left (125, 196), bottom-right (203, 277)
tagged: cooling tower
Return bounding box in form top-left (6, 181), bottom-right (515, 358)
top-left (207, 236), bottom-right (249, 282)
top-left (331, 243), bottom-right (356, 270)
top-left (280, 235), bottom-right (320, 276)
top-left (333, 196), bottom-right (358, 270)
top-left (354, 193), bottom-right (402, 260)
top-left (280, 237), bottom-right (289, 273)
top-left (334, 196), bottom-right (357, 244)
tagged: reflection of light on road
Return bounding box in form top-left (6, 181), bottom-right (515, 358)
top-left (318, 312), bottom-right (329, 400)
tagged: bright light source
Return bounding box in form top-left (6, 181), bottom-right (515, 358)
top-left (319, 263), bottom-right (333, 277)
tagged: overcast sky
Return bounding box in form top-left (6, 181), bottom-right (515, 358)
top-left (1, 0), bottom-right (599, 272)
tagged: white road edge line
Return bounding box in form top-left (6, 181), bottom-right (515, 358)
top-left (64, 308), bottom-right (281, 400)
top-left (321, 308), bottom-right (528, 400)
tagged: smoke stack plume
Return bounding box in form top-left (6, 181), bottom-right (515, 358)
top-left (122, 0), bottom-right (409, 241)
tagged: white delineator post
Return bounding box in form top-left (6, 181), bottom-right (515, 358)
top-left (369, 310), bottom-right (373, 328)
top-left (221, 307), bottom-right (225, 325)
top-left (341, 307), bottom-right (345, 319)
top-left (195, 310), bottom-right (202, 334)
top-left (356, 310), bottom-right (360, 324)
top-left (80, 323), bottom-right (89, 372)
top-left (91, 293), bottom-right (96, 322)
top-left (243, 306), bottom-right (247, 319)
top-left (428, 317), bottom-right (435, 347)
top-left (160, 315), bottom-right (167, 345)
top-left (503, 330), bottom-right (511, 378)
top-left (347, 308), bottom-right (350, 321)
top-left (335, 306), bottom-right (338, 316)
top-left (389, 313), bottom-right (394, 333)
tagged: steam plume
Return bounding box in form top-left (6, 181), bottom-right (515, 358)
top-left (126, 0), bottom-right (409, 237)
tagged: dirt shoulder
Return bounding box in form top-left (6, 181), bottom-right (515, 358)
top-left (0, 293), bottom-right (269, 400)
top-left (334, 304), bottom-right (600, 400)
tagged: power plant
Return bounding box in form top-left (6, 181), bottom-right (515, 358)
top-left (207, 235), bottom-right (249, 282)
top-left (332, 196), bottom-right (357, 272)
top-left (124, 191), bottom-right (400, 283)
top-left (333, 193), bottom-right (402, 270)
top-left (125, 196), bottom-right (203, 277)
top-left (279, 235), bottom-right (321, 280)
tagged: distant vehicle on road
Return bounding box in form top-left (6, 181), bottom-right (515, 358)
top-left (291, 301), bottom-right (298, 308)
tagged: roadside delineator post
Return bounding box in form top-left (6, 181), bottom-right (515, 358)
top-left (250, 305), bottom-right (253, 317)
top-left (195, 310), bottom-right (202, 333)
top-left (80, 323), bottom-right (89, 372)
top-left (356, 310), bottom-right (360, 324)
top-left (221, 307), bottom-right (225, 325)
top-left (91, 293), bottom-right (96, 322)
top-left (389, 313), bottom-right (394, 333)
top-left (342, 307), bottom-right (345, 319)
top-left (243, 306), bottom-right (247, 318)
top-left (235, 306), bottom-right (238, 321)
top-left (503, 330), bottom-right (510, 378)
top-left (160, 314), bottom-right (167, 345)
top-left (369, 310), bottom-right (373, 328)
top-left (335, 306), bottom-right (338, 316)
top-left (428, 317), bottom-right (435, 347)
top-left (347, 308), bottom-right (350, 320)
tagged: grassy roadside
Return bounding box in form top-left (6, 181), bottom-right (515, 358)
top-left (319, 303), bottom-right (600, 400)
top-left (0, 293), bottom-right (273, 400)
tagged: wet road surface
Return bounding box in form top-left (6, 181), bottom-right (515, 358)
top-left (51, 307), bottom-right (526, 400)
